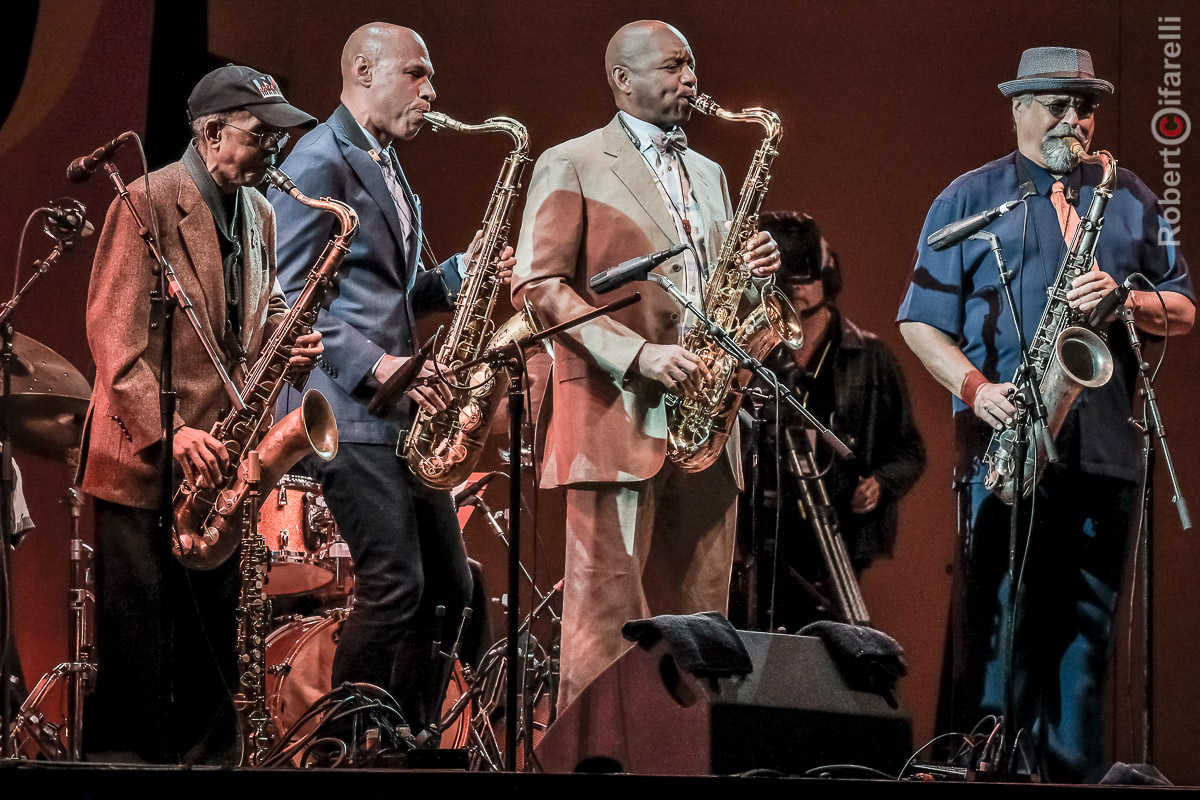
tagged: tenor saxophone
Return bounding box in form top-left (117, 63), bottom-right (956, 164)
top-left (402, 111), bottom-right (542, 488)
top-left (666, 94), bottom-right (803, 472)
top-left (172, 167), bottom-right (355, 569)
top-left (983, 137), bottom-right (1116, 503)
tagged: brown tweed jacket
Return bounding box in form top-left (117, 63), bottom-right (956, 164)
top-left (79, 159), bottom-right (287, 509)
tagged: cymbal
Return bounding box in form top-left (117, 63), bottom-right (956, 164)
top-left (0, 333), bottom-right (91, 463)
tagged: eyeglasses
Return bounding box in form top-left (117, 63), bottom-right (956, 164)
top-left (1034, 96), bottom-right (1099, 120)
top-left (220, 121), bottom-right (289, 153)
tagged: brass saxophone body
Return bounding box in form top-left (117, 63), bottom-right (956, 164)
top-left (403, 112), bottom-right (542, 488)
top-left (172, 167), bottom-right (353, 569)
top-left (983, 138), bottom-right (1116, 503)
top-left (666, 94), bottom-right (803, 472)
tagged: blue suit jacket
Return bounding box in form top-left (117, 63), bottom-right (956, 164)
top-left (271, 104), bottom-right (462, 445)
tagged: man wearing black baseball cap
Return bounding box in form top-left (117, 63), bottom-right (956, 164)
top-left (80, 64), bottom-right (321, 764)
top-left (898, 47), bottom-right (1193, 781)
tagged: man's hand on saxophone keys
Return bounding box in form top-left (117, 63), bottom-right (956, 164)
top-left (973, 382), bottom-right (1019, 430)
top-left (743, 230), bottom-right (781, 278)
top-left (1066, 267), bottom-right (1118, 316)
top-left (287, 330), bottom-right (324, 374)
top-left (635, 343), bottom-right (711, 397)
top-left (375, 354), bottom-right (454, 414)
top-left (173, 426), bottom-right (231, 492)
top-left (463, 228), bottom-right (517, 284)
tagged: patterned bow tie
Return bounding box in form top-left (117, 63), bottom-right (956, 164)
top-left (650, 128), bottom-right (688, 157)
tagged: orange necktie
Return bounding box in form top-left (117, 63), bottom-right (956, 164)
top-left (1050, 181), bottom-right (1079, 241)
top-left (1051, 180), bottom-right (1099, 269)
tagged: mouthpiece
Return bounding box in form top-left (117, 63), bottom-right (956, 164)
top-left (264, 166), bottom-right (298, 197)
top-left (1062, 136), bottom-right (1085, 156)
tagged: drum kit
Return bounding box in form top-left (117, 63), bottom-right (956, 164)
top-left (3, 335), bottom-right (556, 768)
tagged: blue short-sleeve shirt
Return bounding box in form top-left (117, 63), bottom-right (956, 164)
top-left (898, 152), bottom-right (1192, 483)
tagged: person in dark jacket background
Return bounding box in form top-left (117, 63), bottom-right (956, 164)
top-left (733, 210), bottom-right (925, 633)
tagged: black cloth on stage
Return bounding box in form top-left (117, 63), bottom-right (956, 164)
top-left (623, 611), bottom-right (753, 678)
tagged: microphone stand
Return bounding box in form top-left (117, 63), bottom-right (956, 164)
top-left (968, 229), bottom-right (1056, 778)
top-left (0, 218), bottom-right (85, 756)
top-left (643, 274), bottom-right (853, 459)
top-left (1118, 302), bottom-right (1192, 766)
top-left (464, 293), bottom-right (642, 771)
top-left (1119, 305), bottom-right (1191, 530)
top-left (99, 160), bottom-right (247, 552)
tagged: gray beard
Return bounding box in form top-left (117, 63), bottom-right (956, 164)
top-left (1041, 122), bottom-right (1081, 174)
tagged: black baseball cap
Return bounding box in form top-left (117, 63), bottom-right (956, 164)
top-left (187, 64), bottom-right (317, 129)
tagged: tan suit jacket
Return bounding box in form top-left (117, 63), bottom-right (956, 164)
top-left (80, 159), bottom-right (287, 509)
top-left (513, 115), bottom-right (734, 486)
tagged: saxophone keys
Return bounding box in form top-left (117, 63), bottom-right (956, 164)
top-left (458, 401), bottom-right (484, 431)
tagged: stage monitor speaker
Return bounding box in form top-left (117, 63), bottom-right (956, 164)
top-left (535, 630), bottom-right (912, 776)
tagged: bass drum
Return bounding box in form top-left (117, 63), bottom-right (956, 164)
top-left (266, 611), bottom-right (471, 754)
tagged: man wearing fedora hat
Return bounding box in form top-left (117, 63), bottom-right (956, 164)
top-left (898, 47), bottom-right (1193, 781)
top-left (80, 64), bottom-right (322, 763)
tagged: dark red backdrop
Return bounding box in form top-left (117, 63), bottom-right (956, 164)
top-left (4, 0), bottom-right (1196, 781)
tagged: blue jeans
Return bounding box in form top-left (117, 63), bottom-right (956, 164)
top-left (313, 442), bottom-right (472, 730)
top-left (945, 471), bottom-right (1133, 782)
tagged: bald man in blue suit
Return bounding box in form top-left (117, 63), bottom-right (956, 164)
top-left (271, 22), bottom-right (513, 734)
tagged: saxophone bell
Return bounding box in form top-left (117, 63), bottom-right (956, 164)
top-left (173, 390), bottom-right (338, 569)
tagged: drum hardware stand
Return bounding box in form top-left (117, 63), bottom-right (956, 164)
top-left (1117, 289), bottom-right (1192, 767)
top-left (4, 485), bottom-right (96, 761)
top-left (432, 582), bottom-right (561, 772)
top-left (62, 485), bottom-right (94, 761)
top-left (414, 604), bottom-right (473, 749)
top-left (1, 205), bottom-right (90, 757)
top-left (462, 492), bottom-right (559, 623)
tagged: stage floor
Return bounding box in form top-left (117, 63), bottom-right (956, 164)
top-left (3, 762), bottom-right (1196, 799)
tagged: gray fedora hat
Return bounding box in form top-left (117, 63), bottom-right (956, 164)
top-left (998, 47), bottom-right (1114, 97)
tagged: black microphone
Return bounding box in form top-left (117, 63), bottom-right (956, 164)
top-left (926, 200), bottom-right (1021, 252)
top-left (66, 131), bottom-right (136, 183)
top-left (588, 242), bottom-right (688, 294)
top-left (367, 330), bottom-right (439, 417)
top-left (1088, 275), bottom-right (1137, 327)
top-left (452, 472), bottom-right (500, 505)
top-left (43, 200), bottom-right (94, 240)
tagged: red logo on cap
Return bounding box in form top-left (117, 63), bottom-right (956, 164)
top-left (252, 76), bottom-right (283, 100)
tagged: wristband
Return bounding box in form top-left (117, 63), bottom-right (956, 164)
top-left (960, 368), bottom-right (988, 410)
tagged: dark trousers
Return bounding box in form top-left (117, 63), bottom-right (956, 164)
top-left (314, 442), bottom-right (472, 730)
top-left (942, 471), bottom-right (1133, 783)
top-left (84, 499), bottom-right (239, 764)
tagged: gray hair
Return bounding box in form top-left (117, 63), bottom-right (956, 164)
top-left (1014, 93), bottom-right (1035, 108)
top-left (190, 110), bottom-right (233, 141)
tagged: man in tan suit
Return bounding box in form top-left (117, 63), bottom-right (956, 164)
top-left (80, 65), bottom-right (321, 763)
top-left (512, 20), bottom-right (781, 708)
